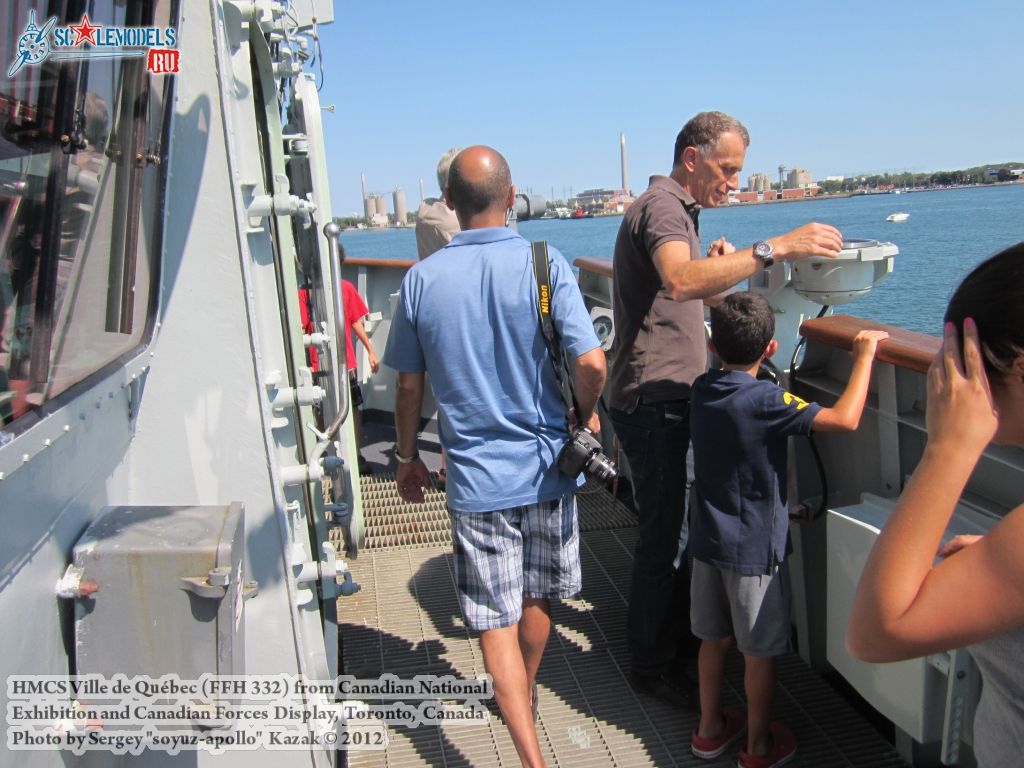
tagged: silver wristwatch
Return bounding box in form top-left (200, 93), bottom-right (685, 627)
top-left (753, 240), bottom-right (775, 269)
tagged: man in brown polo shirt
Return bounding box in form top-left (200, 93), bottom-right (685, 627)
top-left (608, 111), bottom-right (843, 707)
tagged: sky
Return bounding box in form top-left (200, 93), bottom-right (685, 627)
top-left (313, 0), bottom-right (1023, 217)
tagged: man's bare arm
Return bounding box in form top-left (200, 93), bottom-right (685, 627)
top-left (573, 347), bottom-right (607, 433)
top-left (394, 371), bottom-right (430, 503)
top-left (653, 222), bottom-right (844, 302)
top-left (394, 372), bottom-right (425, 457)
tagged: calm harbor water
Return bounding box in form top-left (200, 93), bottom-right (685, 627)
top-left (340, 184), bottom-right (1024, 336)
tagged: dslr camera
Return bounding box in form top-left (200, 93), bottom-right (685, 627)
top-left (558, 427), bottom-right (617, 482)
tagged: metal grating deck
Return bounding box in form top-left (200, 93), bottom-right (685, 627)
top-left (337, 479), bottom-right (908, 768)
top-left (358, 475), bottom-right (638, 551)
top-left (359, 471), bottom-right (452, 549)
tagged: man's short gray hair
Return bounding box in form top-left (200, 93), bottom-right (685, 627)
top-left (673, 112), bottom-right (750, 166)
top-left (437, 147), bottom-right (463, 191)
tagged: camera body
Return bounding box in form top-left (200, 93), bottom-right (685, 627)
top-left (557, 427), bottom-right (617, 482)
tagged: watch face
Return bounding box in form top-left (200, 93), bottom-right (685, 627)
top-left (754, 241), bottom-right (773, 257)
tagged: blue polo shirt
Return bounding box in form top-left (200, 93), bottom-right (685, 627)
top-left (383, 227), bottom-right (600, 513)
top-left (689, 369), bottom-right (821, 575)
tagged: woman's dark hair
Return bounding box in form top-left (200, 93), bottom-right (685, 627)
top-left (945, 241), bottom-right (1024, 376)
top-left (710, 291), bottom-right (775, 366)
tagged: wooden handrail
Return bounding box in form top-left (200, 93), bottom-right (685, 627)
top-left (800, 315), bottom-right (939, 374)
top-left (574, 257), bottom-right (613, 278)
top-left (343, 257), bottom-right (417, 270)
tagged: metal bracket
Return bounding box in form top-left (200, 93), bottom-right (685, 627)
top-left (55, 565), bottom-right (100, 599)
top-left (939, 649), bottom-right (972, 765)
top-left (294, 542), bottom-right (360, 600)
top-left (245, 173), bottom-right (317, 229)
top-left (280, 462), bottom-right (324, 486)
top-left (180, 577), bottom-right (226, 600)
top-left (303, 321), bottom-right (331, 349)
top-left (180, 566), bottom-right (233, 600)
top-left (323, 503), bottom-right (350, 526)
top-left (265, 368), bottom-right (324, 413)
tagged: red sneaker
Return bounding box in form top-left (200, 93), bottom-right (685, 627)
top-left (737, 722), bottom-right (796, 768)
top-left (691, 708), bottom-right (747, 759)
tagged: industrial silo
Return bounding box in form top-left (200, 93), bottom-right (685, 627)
top-left (393, 187), bottom-right (407, 225)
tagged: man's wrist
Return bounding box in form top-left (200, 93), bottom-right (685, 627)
top-left (752, 240), bottom-right (775, 268)
top-left (395, 447), bottom-right (419, 464)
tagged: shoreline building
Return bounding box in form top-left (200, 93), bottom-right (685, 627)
top-left (620, 133), bottom-right (631, 198)
top-left (574, 187), bottom-right (634, 215)
top-left (361, 173), bottom-right (373, 219)
top-left (572, 132), bottom-right (637, 214)
top-left (748, 173), bottom-right (771, 193)
top-left (787, 167), bottom-right (813, 189)
top-left (392, 187), bottom-right (407, 226)
top-left (362, 193), bottom-right (387, 227)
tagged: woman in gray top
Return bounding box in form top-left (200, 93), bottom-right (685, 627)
top-left (847, 241), bottom-right (1024, 766)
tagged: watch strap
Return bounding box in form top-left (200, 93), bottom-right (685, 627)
top-left (395, 448), bottom-right (419, 464)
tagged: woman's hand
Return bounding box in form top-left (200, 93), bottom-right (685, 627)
top-left (925, 318), bottom-right (998, 458)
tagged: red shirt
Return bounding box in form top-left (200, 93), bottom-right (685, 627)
top-left (298, 280), bottom-right (369, 371)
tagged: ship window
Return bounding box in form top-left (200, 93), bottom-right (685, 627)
top-left (0, 0), bottom-right (172, 430)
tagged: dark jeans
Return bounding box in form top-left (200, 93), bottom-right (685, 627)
top-left (610, 400), bottom-right (693, 679)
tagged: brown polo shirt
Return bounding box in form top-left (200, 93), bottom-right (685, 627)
top-left (608, 175), bottom-right (706, 412)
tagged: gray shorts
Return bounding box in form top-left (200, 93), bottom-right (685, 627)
top-left (450, 493), bottom-right (581, 631)
top-left (690, 559), bottom-right (792, 657)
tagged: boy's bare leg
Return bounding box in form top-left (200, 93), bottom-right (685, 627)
top-left (743, 654), bottom-right (775, 756)
top-left (696, 637), bottom-right (732, 738)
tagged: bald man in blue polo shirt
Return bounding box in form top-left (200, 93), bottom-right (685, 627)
top-left (384, 145), bottom-right (606, 768)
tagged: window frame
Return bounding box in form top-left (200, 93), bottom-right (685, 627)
top-left (0, 0), bottom-right (178, 434)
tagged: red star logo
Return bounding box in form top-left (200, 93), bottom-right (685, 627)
top-left (68, 14), bottom-right (100, 47)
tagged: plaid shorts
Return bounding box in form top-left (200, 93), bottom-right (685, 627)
top-left (450, 493), bottom-right (581, 631)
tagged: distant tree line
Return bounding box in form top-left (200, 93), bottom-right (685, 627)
top-left (816, 162), bottom-right (1023, 194)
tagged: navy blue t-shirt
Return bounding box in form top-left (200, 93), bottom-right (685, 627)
top-left (690, 369), bottom-right (821, 575)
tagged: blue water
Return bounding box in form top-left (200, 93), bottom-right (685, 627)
top-left (340, 185), bottom-right (1024, 336)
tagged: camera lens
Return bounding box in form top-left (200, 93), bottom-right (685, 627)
top-left (586, 453), bottom-right (618, 482)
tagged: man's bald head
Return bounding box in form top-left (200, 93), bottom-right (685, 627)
top-left (446, 146), bottom-right (513, 224)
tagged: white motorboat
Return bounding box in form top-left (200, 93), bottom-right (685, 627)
top-left (886, 212), bottom-right (910, 222)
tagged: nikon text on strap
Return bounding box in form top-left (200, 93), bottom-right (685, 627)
top-left (531, 241), bottom-right (580, 424)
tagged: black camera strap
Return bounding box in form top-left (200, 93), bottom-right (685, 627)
top-left (531, 241), bottom-right (580, 425)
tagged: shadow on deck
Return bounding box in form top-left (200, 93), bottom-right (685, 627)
top-left (337, 448), bottom-right (908, 767)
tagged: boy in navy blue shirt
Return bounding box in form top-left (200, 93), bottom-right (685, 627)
top-left (688, 292), bottom-right (887, 768)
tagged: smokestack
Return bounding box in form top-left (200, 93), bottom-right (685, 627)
top-left (360, 173), bottom-right (367, 201)
top-left (620, 132), bottom-right (629, 196)
top-left (419, 178), bottom-right (425, 203)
